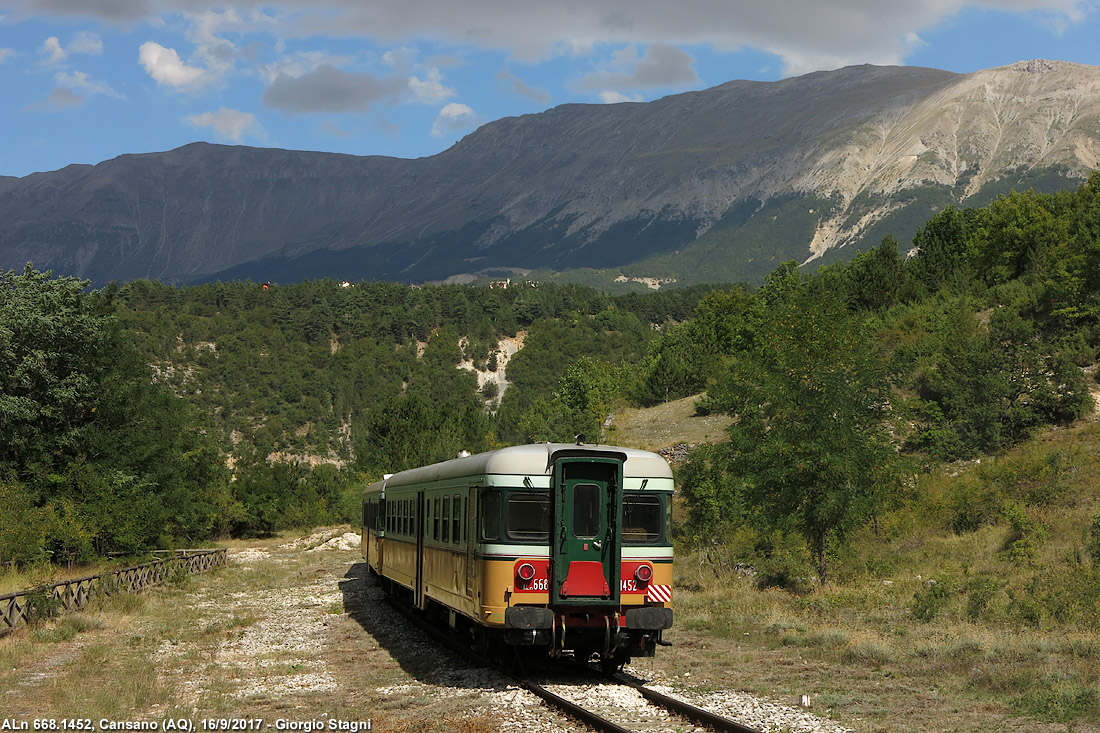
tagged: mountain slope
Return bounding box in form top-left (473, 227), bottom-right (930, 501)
top-left (2, 60), bottom-right (1098, 285)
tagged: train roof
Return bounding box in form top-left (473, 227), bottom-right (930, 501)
top-left (366, 443), bottom-right (671, 494)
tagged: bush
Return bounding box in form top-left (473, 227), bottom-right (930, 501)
top-left (23, 585), bottom-right (62, 625)
top-left (1088, 513), bottom-right (1100, 564)
top-left (910, 579), bottom-right (953, 622)
top-left (965, 573), bottom-right (1002, 621)
top-left (1000, 504), bottom-right (1049, 563)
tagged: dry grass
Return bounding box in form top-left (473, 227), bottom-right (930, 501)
top-left (611, 393), bottom-right (732, 451)
top-left (0, 528), bottom-right (503, 731)
top-left (668, 565), bottom-right (1100, 731)
top-left (665, 419), bottom-right (1100, 731)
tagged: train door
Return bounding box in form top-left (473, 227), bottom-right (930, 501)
top-left (377, 496), bottom-right (385, 573)
top-left (415, 490), bottom-right (426, 609)
top-left (367, 497), bottom-right (376, 563)
top-left (465, 487), bottom-right (477, 596)
top-left (550, 454), bottom-right (623, 606)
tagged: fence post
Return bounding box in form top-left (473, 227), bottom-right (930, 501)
top-left (0, 548), bottom-right (227, 638)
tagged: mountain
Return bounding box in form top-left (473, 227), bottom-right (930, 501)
top-left (2, 60), bottom-right (1099, 287)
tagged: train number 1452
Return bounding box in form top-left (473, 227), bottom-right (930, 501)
top-left (621, 578), bottom-right (639, 592)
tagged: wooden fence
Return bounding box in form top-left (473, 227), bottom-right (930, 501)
top-left (0, 548), bottom-right (227, 638)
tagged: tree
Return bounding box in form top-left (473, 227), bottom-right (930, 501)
top-left (0, 265), bottom-right (222, 563)
top-left (0, 265), bottom-right (117, 476)
top-left (705, 288), bottom-right (903, 585)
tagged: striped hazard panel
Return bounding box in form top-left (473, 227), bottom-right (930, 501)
top-left (645, 584), bottom-right (672, 603)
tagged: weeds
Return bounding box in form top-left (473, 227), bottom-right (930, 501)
top-left (23, 585), bottom-right (62, 624)
top-left (30, 614), bottom-right (104, 643)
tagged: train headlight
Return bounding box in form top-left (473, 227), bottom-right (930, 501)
top-left (517, 562), bottom-right (537, 582)
top-left (635, 564), bottom-right (653, 583)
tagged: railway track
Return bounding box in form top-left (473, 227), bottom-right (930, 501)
top-left (387, 593), bottom-right (764, 733)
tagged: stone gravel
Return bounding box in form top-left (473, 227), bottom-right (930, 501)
top-left (151, 528), bottom-right (856, 731)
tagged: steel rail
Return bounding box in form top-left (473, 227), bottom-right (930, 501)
top-left (383, 595), bottom-right (632, 732)
top-left (615, 674), bottom-right (765, 733)
top-left (382, 593), bottom-right (763, 733)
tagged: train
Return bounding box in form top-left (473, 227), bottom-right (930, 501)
top-left (361, 442), bottom-right (674, 670)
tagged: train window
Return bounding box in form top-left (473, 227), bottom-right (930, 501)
top-left (433, 497), bottom-right (440, 540)
top-left (402, 499), bottom-right (408, 536)
top-left (507, 492), bottom-right (550, 542)
top-left (386, 502), bottom-right (392, 533)
top-left (452, 495), bottom-right (461, 543)
top-left (572, 483), bottom-right (601, 539)
top-left (442, 496), bottom-right (451, 542)
top-left (481, 491), bottom-right (501, 541)
top-left (622, 494), bottom-right (663, 544)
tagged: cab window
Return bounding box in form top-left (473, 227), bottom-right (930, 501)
top-left (507, 491), bottom-right (550, 542)
top-left (622, 493), bottom-right (664, 544)
top-left (572, 483), bottom-right (601, 539)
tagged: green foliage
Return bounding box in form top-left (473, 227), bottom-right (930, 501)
top-left (675, 443), bottom-right (742, 542)
top-left (1088, 513), bottom-right (1100, 564)
top-left (23, 585), bottom-right (63, 625)
top-left (910, 579), bottom-right (953, 622)
top-left (701, 271), bottom-right (904, 584)
top-left (964, 573), bottom-right (1003, 621)
top-left (106, 278), bottom-right (693, 534)
top-left (999, 503), bottom-right (1050, 563)
top-left (0, 266), bottom-right (229, 565)
top-left (632, 286), bottom-right (755, 406)
top-left (0, 265), bottom-right (118, 477)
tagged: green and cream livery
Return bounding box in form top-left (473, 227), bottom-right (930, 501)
top-left (361, 442), bottom-right (674, 668)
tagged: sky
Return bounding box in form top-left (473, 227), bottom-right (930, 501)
top-left (2, 1), bottom-right (1100, 178)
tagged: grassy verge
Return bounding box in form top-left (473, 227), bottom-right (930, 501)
top-left (0, 530), bottom-right (500, 732)
top-left (668, 420), bottom-right (1100, 730)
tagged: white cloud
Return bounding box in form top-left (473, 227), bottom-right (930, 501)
top-left (498, 68), bottom-right (551, 104)
top-left (0, 48), bottom-right (16, 64)
top-left (431, 102), bottom-right (482, 137)
top-left (55, 70), bottom-right (123, 98)
top-left (68, 31), bottom-right (103, 55)
top-left (578, 43), bottom-right (698, 94)
top-left (598, 90), bottom-right (643, 104)
top-left (409, 67), bottom-right (455, 104)
top-left (139, 40), bottom-right (207, 88)
top-left (258, 50), bottom-right (351, 84)
top-left (40, 36), bottom-right (66, 65)
top-left (37, 32), bottom-right (104, 66)
top-left (7, 0), bottom-right (1096, 76)
top-left (382, 47), bottom-right (418, 73)
top-left (44, 86), bottom-right (84, 108)
top-left (262, 64), bottom-right (407, 113)
top-left (187, 106), bottom-right (264, 142)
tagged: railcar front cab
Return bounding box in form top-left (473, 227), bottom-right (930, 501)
top-left (490, 447), bottom-right (674, 667)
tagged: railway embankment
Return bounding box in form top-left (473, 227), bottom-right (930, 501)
top-left (1, 528), bottom-right (854, 733)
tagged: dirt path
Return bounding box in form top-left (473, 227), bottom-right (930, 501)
top-left (2, 529), bottom-right (859, 732)
top-left (1, 530), bottom-right (565, 731)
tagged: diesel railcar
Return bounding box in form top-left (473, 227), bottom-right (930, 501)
top-left (361, 442), bottom-right (674, 669)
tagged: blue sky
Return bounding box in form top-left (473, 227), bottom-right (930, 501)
top-left (1, 1), bottom-right (1099, 178)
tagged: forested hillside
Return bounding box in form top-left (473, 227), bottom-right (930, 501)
top-left (4, 174), bottom-right (1100, 590)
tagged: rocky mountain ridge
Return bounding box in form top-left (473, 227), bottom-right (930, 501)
top-left (1, 60), bottom-right (1097, 286)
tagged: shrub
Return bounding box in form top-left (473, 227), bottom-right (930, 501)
top-left (1088, 513), bottom-right (1100, 564)
top-left (910, 579), bottom-right (953, 621)
top-left (965, 573), bottom-right (1002, 621)
top-left (1000, 504), bottom-right (1049, 563)
top-left (23, 585), bottom-right (62, 625)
